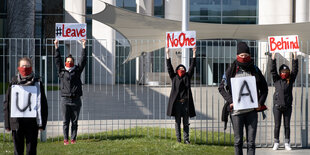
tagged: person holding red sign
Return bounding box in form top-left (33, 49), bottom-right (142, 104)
top-left (271, 52), bottom-right (298, 151)
top-left (54, 39), bottom-right (87, 145)
top-left (166, 47), bottom-right (196, 144)
top-left (219, 42), bottom-right (268, 155)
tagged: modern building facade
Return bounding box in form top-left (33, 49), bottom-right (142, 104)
top-left (1, 0), bottom-right (310, 85)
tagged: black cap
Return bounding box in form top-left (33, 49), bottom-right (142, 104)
top-left (237, 42), bottom-right (250, 55)
top-left (175, 64), bottom-right (186, 72)
top-left (279, 64), bottom-right (290, 73)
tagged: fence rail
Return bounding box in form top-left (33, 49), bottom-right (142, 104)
top-left (0, 38), bottom-right (309, 147)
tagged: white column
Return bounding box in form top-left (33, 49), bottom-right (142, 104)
top-left (258, 0), bottom-right (292, 25)
top-left (136, 0), bottom-right (154, 84)
top-left (258, 0), bottom-right (293, 77)
top-left (295, 0), bottom-right (310, 22)
top-left (64, 0), bottom-right (86, 23)
top-left (64, 0), bottom-right (86, 83)
top-left (64, 0), bottom-right (86, 52)
top-left (181, 0), bottom-right (189, 69)
top-left (165, 0), bottom-right (182, 21)
top-left (92, 0), bottom-right (115, 84)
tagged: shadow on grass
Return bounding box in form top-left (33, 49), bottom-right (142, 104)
top-left (1, 127), bottom-right (234, 146)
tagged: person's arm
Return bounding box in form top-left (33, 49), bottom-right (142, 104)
top-left (54, 40), bottom-right (64, 72)
top-left (218, 70), bottom-right (233, 105)
top-left (187, 47), bottom-right (196, 78)
top-left (270, 53), bottom-right (280, 82)
top-left (3, 82), bottom-right (12, 131)
top-left (257, 67), bottom-right (268, 106)
top-left (78, 39), bottom-right (87, 72)
top-left (166, 48), bottom-right (175, 79)
top-left (39, 81), bottom-right (48, 130)
top-left (290, 52), bottom-right (298, 82)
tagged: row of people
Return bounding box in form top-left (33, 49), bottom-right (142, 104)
top-left (4, 41), bottom-right (298, 155)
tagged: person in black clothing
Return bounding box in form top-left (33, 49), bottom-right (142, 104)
top-left (166, 47), bottom-right (196, 144)
top-left (54, 39), bottom-right (87, 145)
top-left (4, 57), bottom-right (48, 155)
top-left (218, 42), bottom-right (268, 155)
top-left (271, 52), bottom-right (298, 151)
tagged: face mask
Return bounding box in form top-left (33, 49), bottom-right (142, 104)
top-left (280, 72), bottom-right (290, 79)
top-left (65, 62), bottom-right (74, 68)
top-left (18, 67), bottom-right (32, 76)
top-left (237, 55), bottom-right (251, 63)
top-left (177, 70), bottom-right (186, 77)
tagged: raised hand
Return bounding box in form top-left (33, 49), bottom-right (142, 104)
top-left (193, 46), bottom-right (196, 58)
top-left (54, 39), bottom-right (59, 49)
top-left (293, 51), bottom-right (297, 60)
top-left (166, 48), bottom-right (170, 59)
top-left (271, 52), bottom-right (276, 60)
top-left (81, 39), bottom-right (86, 49)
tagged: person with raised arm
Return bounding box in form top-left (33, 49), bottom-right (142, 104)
top-left (271, 52), bottom-right (298, 151)
top-left (54, 39), bottom-right (87, 145)
top-left (166, 47), bottom-right (196, 144)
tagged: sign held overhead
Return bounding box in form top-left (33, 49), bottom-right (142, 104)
top-left (166, 31), bottom-right (196, 49)
top-left (268, 35), bottom-right (299, 53)
top-left (55, 23), bottom-right (87, 40)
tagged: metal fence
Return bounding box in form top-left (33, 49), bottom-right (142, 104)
top-left (0, 38), bottom-right (309, 147)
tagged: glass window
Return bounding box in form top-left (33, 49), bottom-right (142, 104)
top-left (154, 0), bottom-right (164, 18)
top-left (222, 17), bottom-right (256, 24)
top-left (223, 0), bottom-right (256, 16)
top-left (115, 43), bottom-right (136, 84)
top-left (0, 18), bottom-right (6, 38)
top-left (190, 1), bottom-right (221, 16)
top-left (116, 0), bottom-right (136, 12)
top-left (152, 48), bottom-right (165, 72)
top-left (0, 0), bottom-right (6, 13)
top-left (190, 0), bottom-right (257, 24)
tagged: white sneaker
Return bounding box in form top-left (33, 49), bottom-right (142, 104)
top-left (285, 143), bottom-right (292, 151)
top-left (273, 143), bottom-right (279, 150)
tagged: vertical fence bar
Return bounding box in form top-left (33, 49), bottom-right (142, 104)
top-left (2, 38), bottom-right (5, 142)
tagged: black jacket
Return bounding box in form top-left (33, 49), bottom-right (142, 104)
top-left (54, 48), bottom-right (87, 97)
top-left (166, 58), bottom-right (196, 118)
top-left (3, 75), bottom-right (48, 130)
top-left (218, 60), bottom-right (268, 129)
top-left (271, 59), bottom-right (298, 107)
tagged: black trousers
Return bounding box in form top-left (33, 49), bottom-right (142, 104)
top-left (174, 101), bottom-right (190, 142)
top-left (231, 110), bottom-right (258, 155)
top-left (62, 97), bottom-right (82, 141)
top-left (273, 105), bottom-right (292, 143)
top-left (12, 119), bottom-right (38, 155)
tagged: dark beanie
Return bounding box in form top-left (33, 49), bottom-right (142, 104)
top-left (175, 64), bottom-right (187, 72)
top-left (279, 64), bottom-right (290, 73)
top-left (237, 42), bottom-right (250, 55)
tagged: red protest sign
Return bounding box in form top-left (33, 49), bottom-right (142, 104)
top-left (166, 31), bottom-right (196, 49)
top-left (55, 23), bottom-right (87, 40)
top-left (268, 35), bottom-right (300, 53)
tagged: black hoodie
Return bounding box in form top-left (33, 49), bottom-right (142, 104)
top-left (271, 59), bottom-right (298, 108)
top-left (166, 58), bottom-right (196, 117)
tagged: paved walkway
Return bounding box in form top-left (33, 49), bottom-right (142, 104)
top-left (255, 148), bottom-right (310, 155)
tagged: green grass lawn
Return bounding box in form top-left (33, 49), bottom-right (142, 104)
top-left (0, 127), bottom-right (234, 155)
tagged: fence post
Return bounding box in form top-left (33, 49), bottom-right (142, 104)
top-left (302, 42), bottom-right (309, 148)
top-left (40, 55), bottom-right (47, 142)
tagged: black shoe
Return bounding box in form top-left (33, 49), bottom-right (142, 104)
top-left (184, 140), bottom-right (190, 144)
